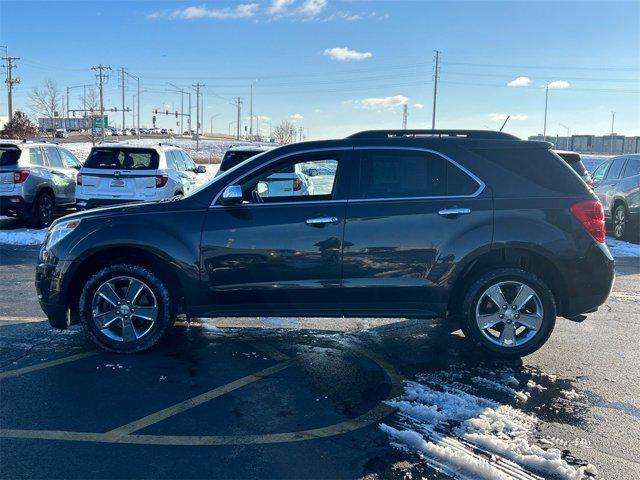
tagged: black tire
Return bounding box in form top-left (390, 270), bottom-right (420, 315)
top-left (79, 264), bottom-right (173, 353)
top-left (612, 203), bottom-right (628, 240)
top-left (30, 191), bottom-right (54, 228)
top-left (460, 268), bottom-right (556, 358)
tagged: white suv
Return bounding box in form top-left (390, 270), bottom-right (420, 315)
top-left (76, 143), bottom-right (206, 209)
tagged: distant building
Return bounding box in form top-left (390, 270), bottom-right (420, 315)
top-left (527, 133), bottom-right (639, 154)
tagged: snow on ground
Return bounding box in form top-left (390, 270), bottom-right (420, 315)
top-left (0, 226), bottom-right (46, 246)
top-left (606, 238), bottom-right (640, 257)
top-left (380, 367), bottom-right (597, 480)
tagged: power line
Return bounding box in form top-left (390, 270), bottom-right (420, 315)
top-left (442, 61), bottom-right (640, 72)
top-left (432, 50), bottom-right (440, 129)
top-left (2, 51), bottom-right (20, 119)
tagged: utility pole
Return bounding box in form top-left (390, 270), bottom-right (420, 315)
top-left (192, 83), bottom-right (204, 151)
top-left (249, 83), bottom-right (254, 140)
top-left (559, 123), bottom-right (570, 149)
top-left (2, 52), bottom-right (20, 120)
top-left (431, 50), bottom-right (440, 129)
top-left (402, 104), bottom-right (408, 129)
top-left (234, 97), bottom-right (242, 140)
top-left (543, 82), bottom-right (549, 142)
top-left (610, 111), bottom-right (616, 154)
top-left (92, 64), bottom-right (111, 141)
top-left (121, 67), bottom-right (126, 130)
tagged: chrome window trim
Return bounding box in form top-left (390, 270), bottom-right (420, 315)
top-left (210, 145), bottom-right (485, 208)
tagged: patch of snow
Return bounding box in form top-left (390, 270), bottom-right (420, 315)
top-left (0, 228), bottom-right (46, 246)
top-left (381, 368), bottom-right (596, 480)
top-left (606, 238), bottom-right (639, 258)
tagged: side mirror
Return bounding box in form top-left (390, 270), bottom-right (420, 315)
top-left (196, 165), bottom-right (206, 174)
top-left (257, 181), bottom-right (269, 196)
top-left (220, 184), bottom-right (243, 205)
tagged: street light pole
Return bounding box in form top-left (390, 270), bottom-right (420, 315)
top-left (543, 82), bottom-right (549, 142)
top-left (559, 123), bottom-right (570, 150)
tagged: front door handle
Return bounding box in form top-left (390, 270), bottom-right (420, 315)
top-left (306, 216), bottom-right (339, 226)
top-left (438, 207), bottom-right (471, 218)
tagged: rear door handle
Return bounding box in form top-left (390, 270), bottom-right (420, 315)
top-left (438, 207), bottom-right (471, 217)
top-left (306, 216), bottom-right (339, 226)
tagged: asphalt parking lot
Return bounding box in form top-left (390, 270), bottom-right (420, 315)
top-left (0, 245), bottom-right (639, 479)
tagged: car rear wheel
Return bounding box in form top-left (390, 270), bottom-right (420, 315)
top-left (612, 203), bottom-right (627, 240)
top-left (79, 264), bottom-right (173, 353)
top-left (461, 268), bottom-right (556, 357)
top-left (31, 191), bottom-right (54, 228)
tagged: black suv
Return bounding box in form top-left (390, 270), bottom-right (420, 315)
top-left (36, 130), bottom-right (614, 356)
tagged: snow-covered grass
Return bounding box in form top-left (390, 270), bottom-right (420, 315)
top-left (381, 367), bottom-right (597, 480)
top-left (0, 226), bottom-right (46, 246)
top-left (606, 238), bottom-right (640, 257)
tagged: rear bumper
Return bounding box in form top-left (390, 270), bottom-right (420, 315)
top-left (76, 198), bottom-right (143, 209)
top-left (0, 195), bottom-right (32, 217)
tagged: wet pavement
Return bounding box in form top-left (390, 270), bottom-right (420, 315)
top-left (0, 246), bottom-right (639, 479)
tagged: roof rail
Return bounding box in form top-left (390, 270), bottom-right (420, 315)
top-left (347, 129), bottom-right (519, 140)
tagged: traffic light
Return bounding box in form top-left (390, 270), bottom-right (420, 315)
top-left (175, 111), bottom-right (178, 118)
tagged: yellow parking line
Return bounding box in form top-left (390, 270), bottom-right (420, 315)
top-left (104, 360), bottom-right (294, 438)
top-left (0, 352), bottom-right (98, 380)
top-left (0, 315), bottom-right (46, 324)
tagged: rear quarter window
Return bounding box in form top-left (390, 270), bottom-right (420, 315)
top-left (623, 158), bottom-right (640, 177)
top-left (470, 146), bottom-right (590, 197)
top-left (84, 148), bottom-right (159, 170)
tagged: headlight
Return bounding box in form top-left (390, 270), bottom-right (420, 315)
top-left (46, 219), bottom-right (81, 248)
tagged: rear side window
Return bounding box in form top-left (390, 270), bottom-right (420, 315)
top-left (605, 157), bottom-right (626, 180)
top-left (43, 147), bottom-right (63, 168)
top-left (622, 158), bottom-right (640, 178)
top-left (29, 148), bottom-right (45, 166)
top-left (84, 148), bottom-right (159, 170)
top-left (0, 147), bottom-right (21, 166)
top-left (357, 149), bottom-right (479, 199)
top-left (59, 149), bottom-right (81, 168)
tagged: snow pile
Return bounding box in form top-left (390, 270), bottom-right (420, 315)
top-left (381, 368), bottom-right (597, 480)
top-left (606, 238), bottom-right (639, 258)
top-left (0, 227), bottom-right (46, 246)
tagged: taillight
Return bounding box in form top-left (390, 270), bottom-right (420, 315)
top-left (293, 178), bottom-right (302, 191)
top-left (570, 200), bottom-right (605, 243)
top-left (13, 170), bottom-right (30, 183)
top-left (76, 172), bottom-right (82, 185)
top-left (155, 174), bottom-right (168, 187)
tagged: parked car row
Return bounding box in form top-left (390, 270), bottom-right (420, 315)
top-left (0, 140), bottom-right (206, 227)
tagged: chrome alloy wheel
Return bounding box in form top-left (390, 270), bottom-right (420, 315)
top-left (475, 281), bottom-right (544, 348)
top-left (91, 276), bottom-right (158, 342)
top-left (614, 206), bottom-right (626, 238)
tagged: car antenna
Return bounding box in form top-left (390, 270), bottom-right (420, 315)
top-left (499, 115), bottom-right (511, 132)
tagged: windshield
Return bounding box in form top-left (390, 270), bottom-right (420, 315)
top-left (220, 150), bottom-right (264, 172)
top-left (84, 148), bottom-right (159, 170)
top-left (183, 149), bottom-right (273, 199)
top-left (0, 147), bottom-right (21, 166)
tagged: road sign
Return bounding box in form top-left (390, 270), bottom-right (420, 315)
top-left (93, 116), bottom-right (108, 129)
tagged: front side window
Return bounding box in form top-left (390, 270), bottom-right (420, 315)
top-left (59, 148), bottom-right (81, 168)
top-left (605, 157), bottom-right (626, 180)
top-left (592, 161), bottom-right (610, 183)
top-left (169, 150), bottom-right (186, 170)
top-left (357, 149), bottom-right (479, 199)
top-left (181, 151), bottom-right (196, 171)
top-left (240, 156), bottom-right (339, 203)
top-left (43, 147), bottom-right (63, 168)
top-left (84, 148), bottom-right (159, 170)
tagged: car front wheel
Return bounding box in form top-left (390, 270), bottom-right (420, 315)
top-left (79, 264), bottom-right (173, 353)
top-left (461, 268), bottom-right (556, 357)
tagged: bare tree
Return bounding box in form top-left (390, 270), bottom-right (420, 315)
top-left (79, 87), bottom-right (101, 144)
top-left (272, 120), bottom-right (297, 144)
top-left (29, 79), bottom-right (63, 139)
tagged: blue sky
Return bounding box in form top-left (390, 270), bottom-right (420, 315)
top-left (1, 0), bottom-right (638, 139)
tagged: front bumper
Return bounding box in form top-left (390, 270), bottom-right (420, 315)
top-left (36, 258), bottom-right (73, 329)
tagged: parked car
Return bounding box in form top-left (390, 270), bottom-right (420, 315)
top-left (592, 154), bottom-right (640, 240)
top-left (36, 129), bottom-right (614, 356)
top-left (130, 128), bottom-right (137, 136)
top-left (75, 143), bottom-right (206, 210)
top-left (554, 150), bottom-right (593, 188)
top-left (122, 129), bottom-right (131, 136)
top-left (54, 129), bottom-right (69, 139)
top-left (160, 128), bottom-right (168, 135)
top-left (113, 129), bottom-right (123, 136)
top-left (216, 145), bottom-right (274, 177)
top-left (1, 141), bottom-right (82, 227)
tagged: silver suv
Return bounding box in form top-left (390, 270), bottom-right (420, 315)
top-left (0, 141), bottom-right (82, 227)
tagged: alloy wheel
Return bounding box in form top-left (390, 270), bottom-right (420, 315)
top-left (614, 206), bottom-right (626, 239)
top-left (39, 195), bottom-right (53, 226)
top-left (91, 276), bottom-right (158, 342)
top-left (475, 281), bottom-right (544, 348)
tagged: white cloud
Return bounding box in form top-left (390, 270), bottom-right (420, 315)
top-left (324, 11), bottom-right (361, 21)
top-left (290, 113), bottom-right (304, 121)
top-left (297, 0), bottom-right (327, 17)
top-left (488, 113), bottom-right (528, 121)
top-left (413, 103), bottom-right (424, 109)
top-left (360, 95), bottom-right (408, 109)
top-left (268, 0), bottom-right (295, 15)
top-left (153, 3), bottom-right (259, 20)
top-left (507, 76), bottom-right (532, 87)
top-left (548, 80), bottom-right (570, 89)
top-left (323, 47), bottom-right (372, 61)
